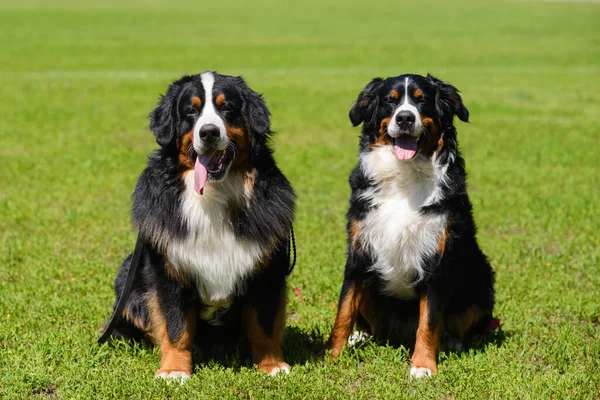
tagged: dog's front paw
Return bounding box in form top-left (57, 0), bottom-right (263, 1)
top-left (259, 361), bottom-right (290, 376)
top-left (347, 331), bottom-right (371, 347)
top-left (155, 370), bottom-right (191, 383)
top-left (410, 366), bottom-right (433, 379)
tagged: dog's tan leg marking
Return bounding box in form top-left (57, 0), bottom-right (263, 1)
top-left (411, 290), bottom-right (441, 378)
top-left (147, 293), bottom-right (196, 380)
top-left (326, 284), bottom-right (364, 359)
top-left (243, 292), bottom-right (290, 376)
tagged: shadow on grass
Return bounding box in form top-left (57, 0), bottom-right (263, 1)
top-left (188, 325), bottom-right (327, 372)
top-left (191, 323), bottom-right (510, 369)
top-left (283, 325), bottom-right (327, 366)
top-left (102, 325), bottom-right (507, 372)
top-left (466, 326), bottom-right (511, 352)
top-left (338, 325), bottom-right (511, 363)
top-left (102, 324), bottom-right (326, 373)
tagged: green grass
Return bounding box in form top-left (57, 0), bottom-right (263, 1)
top-left (1, 0), bottom-right (599, 398)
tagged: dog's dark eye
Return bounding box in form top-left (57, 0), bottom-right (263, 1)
top-left (386, 98), bottom-right (397, 105)
top-left (220, 103), bottom-right (233, 113)
top-left (187, 108), bottom-right (199, 117)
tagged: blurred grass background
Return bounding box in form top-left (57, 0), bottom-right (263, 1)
top-left (0, 0), bottom-right (599, 398)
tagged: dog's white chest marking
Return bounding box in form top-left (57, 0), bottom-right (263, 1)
top-left (167, 171), bottom-right (266, 303)
top-left (358, 147), bottom-right (447, 299)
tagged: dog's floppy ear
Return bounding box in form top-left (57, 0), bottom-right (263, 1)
top-left (149, 81), bottom-right (183, 146)
top-left (427, 74), bottom-right (469, 123)
top-left (349, 78), bottom-right (384, 127)
top-left (237, 77), bottom-right (271, 136)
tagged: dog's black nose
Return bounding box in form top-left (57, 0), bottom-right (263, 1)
top-left (199, 124), bottom-right (220, 140)
top-left (396, 111), bottom-right (416, 128)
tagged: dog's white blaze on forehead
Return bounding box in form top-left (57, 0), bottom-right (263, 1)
top-left (388, 77), bottom-right (422, 137)
top-left (193, 72), bottom-right (228, 151)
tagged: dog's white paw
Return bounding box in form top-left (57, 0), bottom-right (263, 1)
top-left (347, 331), bottom-right (371, 347)
top-left (268, 364), bottom-right (290, 377)
top-left (410, 366), bottom-right (433, 379)
top-left (156, 371), bottom-right (191, 384)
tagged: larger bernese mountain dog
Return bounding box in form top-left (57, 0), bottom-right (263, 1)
top-left (326, 74), bottom-right (495, 378)
top-left (107, 72), bottom-right (295, 379)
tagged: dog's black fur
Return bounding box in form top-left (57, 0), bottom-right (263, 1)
top-left (327, 74), bottom-right (495, 376)
top-left (106, 72), bottom-right (295, 377)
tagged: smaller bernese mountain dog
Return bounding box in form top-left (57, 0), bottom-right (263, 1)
top-left (107, 72), bottom-right (295, 380)
top-left (326, 74), bottom-right (495, 378)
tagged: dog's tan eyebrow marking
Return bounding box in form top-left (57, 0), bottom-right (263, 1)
top-left (215, 93), bottom-right (225, 106)
top-left (413, 89), bottom-right (423, 99)
top-left (191, 96), bottom-right (202, 107)
top-left (389, 90), bottom-right (399, 100)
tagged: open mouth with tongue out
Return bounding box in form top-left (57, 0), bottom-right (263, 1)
top-left (193, 147), bottom-right (234, 195)
top-left (391, 135), bottom-right (419, 161)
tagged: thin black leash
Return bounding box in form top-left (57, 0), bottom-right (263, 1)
top-left (286, 227), bottom-right (297, 276)
top-left (97, 233), bottom-right (145, 344)
top-left (98, 228), bottom-right (296, 343)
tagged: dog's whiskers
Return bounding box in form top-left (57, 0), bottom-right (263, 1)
top-left (227, 140), bottom-right (238, 159)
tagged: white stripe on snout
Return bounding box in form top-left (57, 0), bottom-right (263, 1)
top-left (387, 77), bottom-right (422, 137)
top-left (193, 72), bottom-right (228, 152)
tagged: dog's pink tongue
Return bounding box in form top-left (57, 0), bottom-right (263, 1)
top-left (393, 136), bottom-right (417, 160)
top-left (194, 157), bottom-right (208, 195)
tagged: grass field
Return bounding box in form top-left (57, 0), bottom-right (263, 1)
top-left (1, 0), bottom-right (599, 398)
